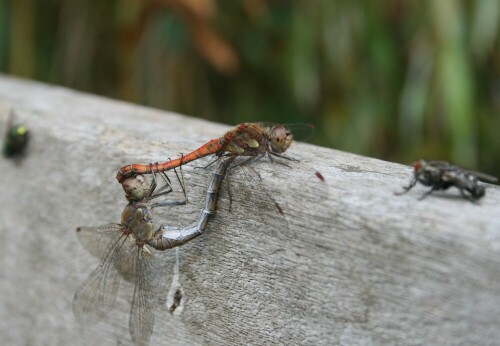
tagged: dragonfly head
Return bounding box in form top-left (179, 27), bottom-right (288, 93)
top-left (269, 125), bottom-right (293, 154)
top-left (121, 174), bottom-right (149, 201)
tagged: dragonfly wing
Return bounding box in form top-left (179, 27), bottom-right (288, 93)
top-left (129, 247), bottom-right (163, 346)
top-left (258, 122), bottom-right (315, 143)
top-left (76, 223), bottom-right (123, 259)
top-left (73, 225), bottom-right (135, 325)
top-left (229, 163), bottom-right (295, 242)
top-left (234, 153), bottom-right (329, 239)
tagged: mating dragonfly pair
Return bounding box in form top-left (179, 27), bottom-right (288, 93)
top-left (73, 122), bottom-right (321, 346)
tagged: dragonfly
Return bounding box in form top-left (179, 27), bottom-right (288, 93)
top-left (396, 159), bottom-right (498, 201)
top-left (116, 122), bottom-right (318, 182)
top-left (73, 157), bottom-right (234, 346)
top-left (115, 122), bottom-right (326, 239)
top-left (3, 110), bottom-right (30, 158)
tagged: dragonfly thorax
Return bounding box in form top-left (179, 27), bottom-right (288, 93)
top-left (121, 204), bottom-right (155, 242)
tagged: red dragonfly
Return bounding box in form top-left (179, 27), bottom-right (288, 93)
top-left (116, 122), bottom-right (318, 182)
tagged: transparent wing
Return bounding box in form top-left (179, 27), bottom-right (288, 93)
top-left (257, 122), bottom-right (315, 143)
top-left (226, 155), bottom-right (328, 242)
top-left (73, 224), bottom-right (135, 325)
top-left (426, 160), bottom-right (498, 183)
top-left (129, 247), bottom-right (163, 346)
top-left (426, 160), bottom-right (453, 170)
top-left (284, 123), bottom-right (315, 142)
top-left (76, 224), bottom-right (122, 259)
top-left (224, 162), bottom-right (293, 242)
top-left (464, 170), bottom-right (498, 183)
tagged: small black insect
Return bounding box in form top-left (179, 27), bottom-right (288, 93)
top-left (3, 112), bottom-right (30, 158)
top-left (396, 159), bottom-right (497, 202)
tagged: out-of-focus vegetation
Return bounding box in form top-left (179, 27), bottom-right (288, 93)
top-left (1, 0), bottom-right (499, 175)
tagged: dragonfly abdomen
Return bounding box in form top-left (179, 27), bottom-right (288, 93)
top-left (116, 138), bottom-right (224, 182)
top-left (148, 157), bottom-right (233, 251)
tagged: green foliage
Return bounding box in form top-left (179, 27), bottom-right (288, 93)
top-left (0, 0), bottom-right (499, 176)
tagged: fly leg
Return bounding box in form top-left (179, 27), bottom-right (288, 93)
top-left (418, 183), bottom-right (444, 200)
top-left (459, 188), bottom-right (479, 204)
top-left (394, 177), bottom-right (417, 195)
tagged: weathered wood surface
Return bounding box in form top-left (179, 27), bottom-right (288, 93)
top-left (0, 75), bottom-right (499, 346)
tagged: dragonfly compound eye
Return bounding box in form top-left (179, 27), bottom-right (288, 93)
top-left (269, 126), bottom-right (293, 153)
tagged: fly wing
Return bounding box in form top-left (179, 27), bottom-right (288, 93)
top-left (427, 161), bottom-right (498, 183)
top-left (440, 170), bottom-right (461, 183)
top-left (129, 247), bottom-right (163, 346)
top-left (427, 160), bottom-right (454, 171)
top-left (73, 224), bottom-right (135, 325)
top-left (465, 170), bottom-right (498, 183)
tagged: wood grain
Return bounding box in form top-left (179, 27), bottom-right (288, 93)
top-left (0, 75), bottom-right (499, 346)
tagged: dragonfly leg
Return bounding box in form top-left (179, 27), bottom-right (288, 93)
top-left (172, 154), bottom-right (188, 203)
top-left (148, 163), bottom-right (173, 198)
top-left (267, 153), bottom-right (293, 168)
top-left (193, 155), bottom-right (219, 170)
top-left (226, 169), bottom-right (233, 212)
top-left (230, 153), bottom-right (265, 169)
top-left (150, 182), bottom-right (173, 197)
top-left (269, 151), bottom-right (300, 163)
top-left (150, 197), bottom-right (186, 209)
top-left (146, 164), bottom-right (158, 198)
top-left (150, 158), bottom-right (188, 205)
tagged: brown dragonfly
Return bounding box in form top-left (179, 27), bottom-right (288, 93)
top-left (116, 122), bottom-right (319, 182)
top-left (73, 157), bottom-right (233, 346)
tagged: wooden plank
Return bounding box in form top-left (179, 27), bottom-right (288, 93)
top-left (0, 75), bottom-right (499, 345)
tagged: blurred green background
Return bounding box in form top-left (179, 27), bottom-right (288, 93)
top-left (1, 0), bottom-right (499, 175)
